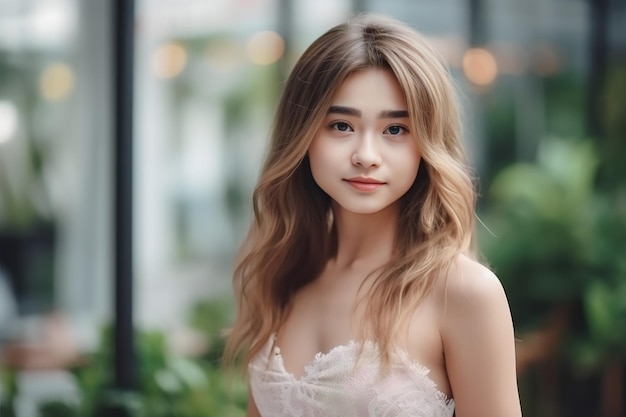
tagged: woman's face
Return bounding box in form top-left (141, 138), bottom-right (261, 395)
top-left (308, 68), bottom-right (421, 217)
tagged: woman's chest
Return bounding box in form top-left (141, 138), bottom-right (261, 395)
top-left (277, 288), bottom-right (358, 379)
top-left (249, 336), bottom-right (455, 417)
top-left (279, 272), bottom-right (365, 345)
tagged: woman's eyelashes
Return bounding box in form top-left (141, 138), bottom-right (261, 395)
top-left (384, 125), bottom-right (409, 135)
top-left (330, 121), bottom-right (353, 132)
top-left (328, 121), bottom-right (410, 136)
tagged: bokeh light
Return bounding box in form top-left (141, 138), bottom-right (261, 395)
top-left (152, 41), bottom-right (188, 79)
top-left (39, 62), bottom-right (74, 101)
top-left (246, 31), bottom-right (284, 66)
top-left (462, 47), bottom-right (498, 87)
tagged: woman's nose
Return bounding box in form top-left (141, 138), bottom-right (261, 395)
top-left (351, 133), bottom-right (382, 168)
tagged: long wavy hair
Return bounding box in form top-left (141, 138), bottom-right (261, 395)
top-left (223, 13), bottom-right (476, 369)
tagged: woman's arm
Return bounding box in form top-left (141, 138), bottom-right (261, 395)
top-left (442, 256), bottom-right (522, 417)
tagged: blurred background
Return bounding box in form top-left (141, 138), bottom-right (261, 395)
top-left (0, 0), bottom-right (624, 416)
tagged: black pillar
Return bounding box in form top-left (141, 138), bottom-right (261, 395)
top-left (111, 0), bottom-right (136, 413)
top-left (469, 0), bottom-right (486, 47)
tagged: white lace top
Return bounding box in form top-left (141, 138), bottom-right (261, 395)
top-left (249, 334), bottom-right (455, 417)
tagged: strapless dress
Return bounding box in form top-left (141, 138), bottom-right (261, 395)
top-left (249, 334), bottom-right (454, 417)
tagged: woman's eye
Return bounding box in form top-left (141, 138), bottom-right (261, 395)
top-left (331, 122), bottom-right (352, 132)
top-left (385, 125), bottom-right (406, 135)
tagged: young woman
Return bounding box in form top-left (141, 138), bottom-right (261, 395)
top-left (224, 13), bottom-right (522, 417)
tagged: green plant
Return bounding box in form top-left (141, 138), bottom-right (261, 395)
top-left (32, 298), bottom-right (246, 417)
top-left (480, 137), bottom-right (626, 416)
top-left (481, 138), bottom-right (599, 329)
top-left (187, 296), bottom-right (236, 366)
top-left (0, 365), bottom-right (18, 417)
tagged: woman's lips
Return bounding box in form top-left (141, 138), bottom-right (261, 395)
top-left (344, 177), bottom-right (385, 192)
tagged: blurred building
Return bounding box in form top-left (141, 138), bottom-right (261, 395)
top-left (0, 0), bottom-right (624, 359)
top-left (1, 0), bottom-right (626, 416)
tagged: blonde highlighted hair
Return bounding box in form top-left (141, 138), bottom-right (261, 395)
top-left (224, 13), bottom-right (476, 369)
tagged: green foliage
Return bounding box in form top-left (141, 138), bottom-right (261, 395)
top-left (543, 74), bottom-right (586, 139)
top-left (481, 138), bottom-right (598, 328)
top-left (187, 296), bottom-right (236, 365)
top-left (26, 298), bottom-right (246, 417)
top-left (481, 137), bottom-right (626, 369)
top-left (568, 193), bottom-right (626, 371)
top-left (598, 69), bottom-right (626, 190)
top-left (0, 366), bottom-right (18, 416)
top-left (482, 81), bottom-right (517, 182)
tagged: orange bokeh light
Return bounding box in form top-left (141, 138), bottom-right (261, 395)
top-left (462, 47), bottom-right (498, 86)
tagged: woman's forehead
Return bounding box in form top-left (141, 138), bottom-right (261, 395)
top-left (327, 68), bottom-right (408, 114)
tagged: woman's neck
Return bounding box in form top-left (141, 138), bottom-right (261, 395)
top-left (330, 203), bottom-right (399, 270)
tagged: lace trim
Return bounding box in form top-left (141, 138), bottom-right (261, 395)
top-left (250, 334), bottom-right (456, 417)
top-left (268, 333), bottom-right (453, 404)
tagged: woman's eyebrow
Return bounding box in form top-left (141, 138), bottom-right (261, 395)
top-left (327, 105), bottom-right (408, 119)
top-left (328, 105), bottom-right (361, 116)
top-left (379, 110), bottom-right (409, 118)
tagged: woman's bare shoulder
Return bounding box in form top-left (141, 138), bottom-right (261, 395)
top-left (437, 254), bottom-right (513, 342)
top-left (438, 254), bottom-right (522, 416)
top-left (440, 254), bottom-right (505, 306)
